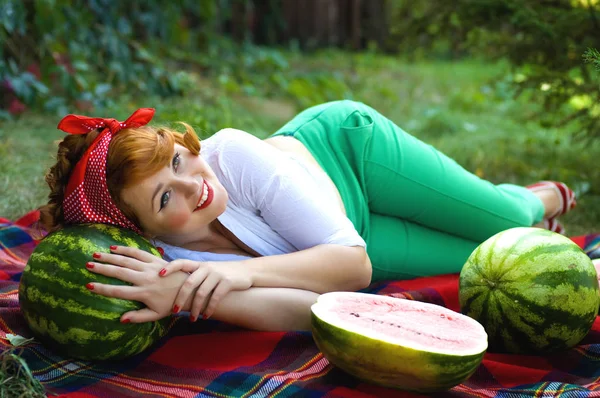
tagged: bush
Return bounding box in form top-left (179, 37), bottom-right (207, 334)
top-left (0, 1), bottom-right (259, 116)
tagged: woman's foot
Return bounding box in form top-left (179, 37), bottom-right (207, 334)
top-left (527, 181), bottom-right (576, 235)
top-left (527, 181), bottom-right (577, 219)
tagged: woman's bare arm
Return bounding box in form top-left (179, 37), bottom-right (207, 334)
top-left (193, 287), bottom-right (319, 331)
top-left (165, 244), bottom-right (372, 319)
top-left (244, 244), bottom-right (372, 293)
top-left (87, 249), bottom-right (319, 330)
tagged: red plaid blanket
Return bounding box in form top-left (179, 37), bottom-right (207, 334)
top-left (1, 211), bottom-right (600, 397)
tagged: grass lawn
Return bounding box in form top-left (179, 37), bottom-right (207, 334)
top-left (1, 50), bottom-right (598, 236)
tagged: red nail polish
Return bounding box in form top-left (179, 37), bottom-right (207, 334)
top-left (189, 315), bottom-right (197, 322)
top-left (86, 262), bottom-right (94, 269)
top-left (159, 268), bottom-right (167, 277)
top-left (121, 318), bottom-right (130, 324)
top-left (110, 245), bottom-right (117, 250)
top-left (157, 247), bottom-right (165, 256)
top-left (92, 253), bottom-right (101, 259)
top-left (172, 305), bottom-right (180, 314)
top-left (85, 283), bottom-right (94, 290)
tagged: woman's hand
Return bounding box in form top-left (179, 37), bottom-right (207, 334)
top-left (159, 260), bottom-right (253, 321)
top-left (85, 246), bottom-right (189, 323)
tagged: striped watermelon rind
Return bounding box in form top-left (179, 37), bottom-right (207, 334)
top-left (19, 224), bottom-right (171, 361)
top-left (311, 292), bottom-right (487, 393)
top-left (459, 227), bottom-right (600, 354)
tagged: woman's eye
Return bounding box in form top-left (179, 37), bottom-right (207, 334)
top-left (159, 191), bottom-right (170, 210)
top-left (172, 152), bottom-right (181, 172)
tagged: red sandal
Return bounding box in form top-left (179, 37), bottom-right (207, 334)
top-left (543, 218), bottom-right (565, 235)
top-left (526, 181), bottom-right (577, 219)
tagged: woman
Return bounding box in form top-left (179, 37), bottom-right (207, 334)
top-left (39, 101), bottom-right (576, 331)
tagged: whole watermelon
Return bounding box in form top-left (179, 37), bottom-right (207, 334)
top-left (19, 224), bottom-right (170, 361)
top-left (459, 227), bottom-right (599, 354)
top-left (311, 292), bottom-right (488, 393)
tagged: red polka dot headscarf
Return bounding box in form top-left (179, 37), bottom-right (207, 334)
top-left (57, 108), bottom-right (155, 234)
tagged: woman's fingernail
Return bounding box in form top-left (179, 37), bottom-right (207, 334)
top-left (110, 245), bottom-right (117, 250)
top-left (85, 262), bottom-right (94, 269)
top-left (157, 247), bottom-right (165, 256)
top-left (189, 315), bottom-right (197, 322)
top-left (92, 253), bottom-right (101, 259)
top-left (202, 314), bottom-right (208, 320)
top-left (85, 283), bottom-right (94, 290)
top-left (172, 305), bottom-right (180, 314)
top-left (158, 268), bottom-right (167, 277)
top-left (121, 318), bottom-right (130, 324)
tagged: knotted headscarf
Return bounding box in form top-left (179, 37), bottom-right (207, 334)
top-left (57, 108), bottom-right (155, 233)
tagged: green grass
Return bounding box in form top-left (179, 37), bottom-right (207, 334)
top-left (1, 50), bottom-right (598, 236)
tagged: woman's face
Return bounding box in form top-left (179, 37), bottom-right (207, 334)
top-left (121, 143), bottom-right (228, 242)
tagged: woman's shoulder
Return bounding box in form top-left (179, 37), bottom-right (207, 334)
top-left (203, 128), bottom-right (278, 165)
top-left (201, 128), bottom-right (249, 160)
top-left (206, 128), bottom-right (260, 147)
top-left (202, 128), bottom-right (281, 197)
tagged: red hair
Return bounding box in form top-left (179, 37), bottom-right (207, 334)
top-left (39, 123), bottom-right (200, 232)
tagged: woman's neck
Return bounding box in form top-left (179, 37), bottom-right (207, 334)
top-left (155, 221), bottom-right (220, 248)
top-left (157, 220), bottom-right (258, 257)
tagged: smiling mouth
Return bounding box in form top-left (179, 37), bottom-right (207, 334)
top-left (195, 181), bottom-right (213, 211)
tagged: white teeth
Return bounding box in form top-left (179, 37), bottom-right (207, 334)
top-left (196, 182), bottom-right (209, 208)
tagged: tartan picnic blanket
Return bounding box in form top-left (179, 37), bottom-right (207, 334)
top-left (1, 211), bottom-right (600, 398)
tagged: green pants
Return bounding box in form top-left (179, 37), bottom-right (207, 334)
top-left (271, 101), bottom-right (545, 281)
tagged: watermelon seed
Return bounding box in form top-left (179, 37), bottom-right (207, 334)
top-left (346, 311), bottom-right (454, 339)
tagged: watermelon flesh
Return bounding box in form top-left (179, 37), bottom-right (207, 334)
top-left (319, 295), bottom-right (486, 354)
top-left (311, 292), bottom-right (487, 393)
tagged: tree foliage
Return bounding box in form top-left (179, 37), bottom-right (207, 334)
top-left (584, 48), bottom-right (600, 71)
top-left (1, 0), bottom-right (216, 116)
top-left (0, 0), bottom-right (354, 119)
top-left (387, 0), bottom-right (600, 139)
top-left (3, 0), bottom-right (600, 140)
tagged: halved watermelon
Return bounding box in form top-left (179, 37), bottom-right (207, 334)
top-left (311, 292), bottom-right (487, 393)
